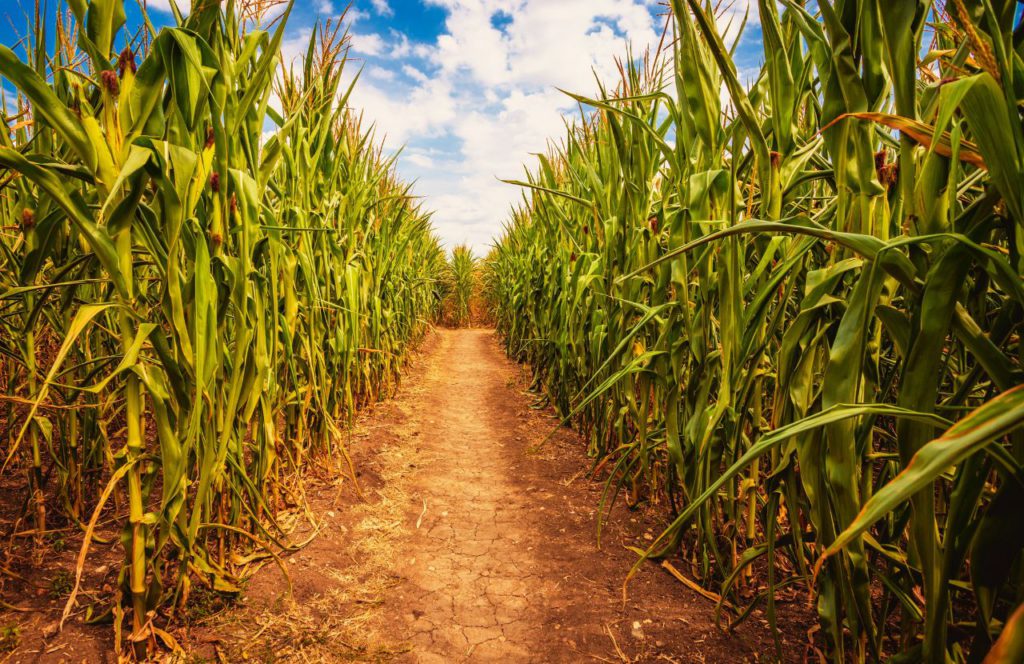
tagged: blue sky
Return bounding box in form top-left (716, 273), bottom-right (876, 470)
top-left (1, 0), bottom-right (765, 253)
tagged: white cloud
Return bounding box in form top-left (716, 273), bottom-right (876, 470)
top-left (350, 32), bottom-right (386, 56)
top-left (369, 0), bottom-right (394, 16)
top-left (350, 30), bottom-right (414, 58)
top-left (403, 150), bottom-right (437, 169)
top-left (346, 73), bottom-right (458, 145)
top-left (142, 0), bottom-right (185, 13)
top-left (320, 0), bottom-right (758, 253)
top-left (367, 66), bottom-right (398, 82)
top-left (345, 0), bottom-right (666, 252)
top-left (422, 0), bottom-right (663, 93)
top-left (401, 64), bottom-right (428, 83)
top-left (347, 8), bottom-right (370, 23)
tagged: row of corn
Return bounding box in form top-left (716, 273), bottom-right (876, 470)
top-left (440, 244), bottom-right (477, 327)
top-left (485, 1), bottom-right (1024, 662)
top-left (0, 0), bottom-right (446, 653)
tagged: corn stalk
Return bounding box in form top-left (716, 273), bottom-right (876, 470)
top-left (485, 2), bottom-right (1024, 661)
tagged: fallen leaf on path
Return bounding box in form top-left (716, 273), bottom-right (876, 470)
top-left (416, 499), bottom-right (427, 529)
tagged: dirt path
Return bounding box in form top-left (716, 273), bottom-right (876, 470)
top-left (199, 329), bottom-right (795, 662)
top-left (387, 328), bottom-right (553, 660)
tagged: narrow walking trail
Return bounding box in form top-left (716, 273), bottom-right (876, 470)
top-left (388, 328), bottom-right (560, 659)
top-left (200, 329), bottom-right (787, 663)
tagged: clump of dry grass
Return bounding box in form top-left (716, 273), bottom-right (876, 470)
top-left (204, 421), bottom-right (424, 662)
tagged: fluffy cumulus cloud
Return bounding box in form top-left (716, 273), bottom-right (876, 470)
top-left (147, 0), bottom-right (758, 253)
top-left (327, 0), bottom-right (685, 253)
top-left (370, 0), bottom-right (395, 16)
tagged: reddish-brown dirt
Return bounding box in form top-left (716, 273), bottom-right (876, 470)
top-left (372, 329), bottom-right (782, 663)
top-left (4, 328), bottom-right (804, 662)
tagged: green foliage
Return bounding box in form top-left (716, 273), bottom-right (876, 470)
top-left (0, 624), bottom-right (19, 652)
top-left (485, 2), bottom-right (1024, 662)
top-left (48, 569), bottom-right (74, 599)
top-left (443, 244), bottom-right (477, 327)
top-left (0, 1), bottom-right (443, 653)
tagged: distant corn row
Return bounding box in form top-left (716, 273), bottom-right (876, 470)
top-left (0, 0), bottom-right (443, 651)
top-left (485, 1), bottom-right (1024, 661)
top-left (441, 244), bottom-right (477, 327)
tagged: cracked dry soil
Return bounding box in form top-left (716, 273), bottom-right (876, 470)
top-left (207, 328), bottom-right (787, 663)
top-left (388, 328), bottom-right (589, 662)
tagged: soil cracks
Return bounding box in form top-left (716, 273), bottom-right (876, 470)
top-left (389, 329), bottom-right (556, 661)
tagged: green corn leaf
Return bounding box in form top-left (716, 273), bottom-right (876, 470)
top-left (820, 386), bottom-right (1024, 568)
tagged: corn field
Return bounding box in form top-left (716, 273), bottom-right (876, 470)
top-left (485, 1), bottom-right (1024, 662)
top-left (0, 0), bottom-right (443, 652)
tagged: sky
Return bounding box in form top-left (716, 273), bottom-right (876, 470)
top-left (0, 0), bottom-right (765, 254)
